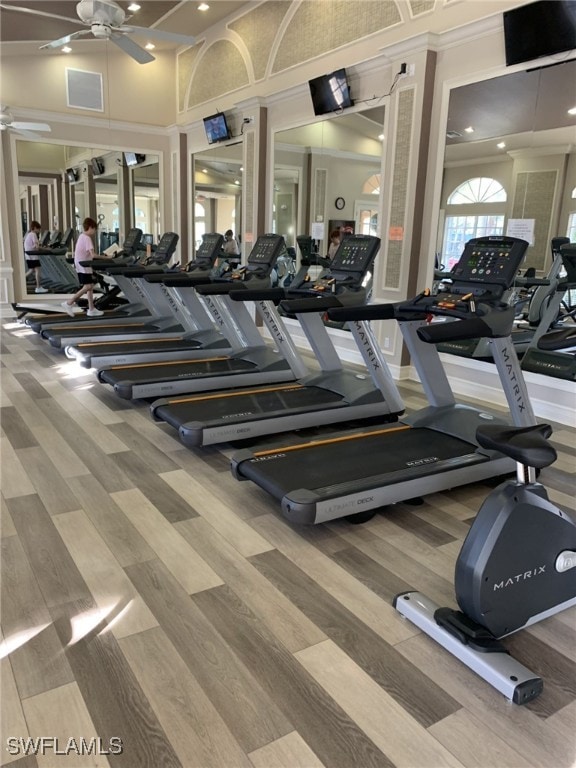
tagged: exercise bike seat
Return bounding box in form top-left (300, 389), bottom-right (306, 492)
top-left (476, 424), bottom-right (557, 468)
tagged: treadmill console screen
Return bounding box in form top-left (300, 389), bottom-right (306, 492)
top-left (196, 233), bottom-right (224, 265)
top-left (123, 228), bottom-right (143, 254)
top-left (330, 234), bottom-right (380, 276)
top-left (560, 245), bottom-right (576, 283)
top-left (152, 232), bottom-right (179, 264)
top-left (247, 234), bottom-right (286, 270)
top-left (451, 236), bottom-right (528, 288)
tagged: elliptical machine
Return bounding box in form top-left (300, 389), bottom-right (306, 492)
top-left (395, 423), bottom-right (576, 704)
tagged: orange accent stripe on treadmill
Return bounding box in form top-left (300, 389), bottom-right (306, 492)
top-left (77, 338), bottom-right (183, 348)
top-left (56, 323), bottom-right (147, 330)
top-left (107, 356), bottom-right (230, 370)
top-left (252, 424), bottom-right (412, 456)
top-left (164, 383), bottom-right (304, 405)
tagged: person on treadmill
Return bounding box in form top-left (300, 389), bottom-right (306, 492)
top-left (61, 217), bottom-right (112, 317)
top-left (23, 220), bottom-right (48, 293)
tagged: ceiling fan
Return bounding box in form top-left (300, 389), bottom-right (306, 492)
top-left (0, 0), bottom-right (196, 64)
top-left (0, 106), bottom-right (51, 139)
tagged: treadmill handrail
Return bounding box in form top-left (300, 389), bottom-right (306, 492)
top-left (280, 295), bottom-right (343, 314)
top-left (229, 287), bottom-right (287, 303)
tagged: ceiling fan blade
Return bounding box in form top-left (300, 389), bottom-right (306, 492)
top-left (13, 129), bottom-right (45, 140)
top-left (120, 25), bottom-right (196, 45)
top-left (39, 30), bottom-right (92, 50)
top-left (11, 122), bottom-right (51, 132)
top-left (109, 33), bottom-right (155, 64)
top-left (0, 2), bottom-right (84, 26)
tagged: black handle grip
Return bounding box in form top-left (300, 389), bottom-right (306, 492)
top-left (417, 317), bottom-right (491, 343)
top-left (229, 288), bottom-right (286, 303)
top-left (162, 275), bottom-right (213, 287)
top-left (196, 282), bottom-right (247, 296)
top-left (280, 296), bottom-right (342, 313)
top-left (327, 302), bottom-right (397, 322)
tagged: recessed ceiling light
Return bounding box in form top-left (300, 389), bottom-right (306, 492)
top-left (198, 3), bottom-right (210, 10)
top-left (128, 3), bottom-right (141, 11)
top-left (497, 142), bottom-right (506, 149)
top-left (62, 46), bottom-right (72, 53)
top-left (568, 107), bottom-right (576, 115)
top-left (378, 133), bottom-right (384, 140)
top-left (464, 126), bottom-right (474, 133)
top-left (145, 43), bottom-right (155, 50)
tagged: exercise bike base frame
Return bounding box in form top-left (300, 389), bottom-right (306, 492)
top-left (393, 591), bottom-right (543, 704)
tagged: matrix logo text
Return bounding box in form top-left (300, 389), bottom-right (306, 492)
top-left (6, 737), bottom-right (123, 757)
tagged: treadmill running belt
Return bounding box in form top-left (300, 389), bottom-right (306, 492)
top-left (77, 337), bottom-right (203, 355)
top-left (240, 427), bottom-right (482, 500)
top-left (154, 385), bottom-right (345, 429)
top-left (99, 357), bottom-right (257, 385)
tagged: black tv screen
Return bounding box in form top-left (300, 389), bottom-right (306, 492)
top-left (203, 113), bottom-right (230, 144)
top-left (309, 68), bottom-right (354, 116)
top-left (503, 0), bottom-right (576, 66)
top-left (91, 157), bottom-right (104, 176)
top-left (124, 152), bottom-right (139, 167)
top-left (66, 168), bottom-right (78, 182)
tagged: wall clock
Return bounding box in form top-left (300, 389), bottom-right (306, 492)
top-left (335, 196), bottom-right (345, 210)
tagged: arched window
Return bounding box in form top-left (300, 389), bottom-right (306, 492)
top-left (362, 174), bottom-right (381, 195)
top-left (448, 177), bottom-right (507, 204)
top-left (442, 177), bottom-right (507, 269)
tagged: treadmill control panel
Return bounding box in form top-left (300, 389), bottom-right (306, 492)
top-left (122, 228), bottom-right (143, 255)
top-left (193, 233), bottom-right (224, 269)
top-left (451, 236), bottom-right (528, 288)
top-left (246, 234), bottom-right (286, 273)
top-left (148, 232), bottom-right (179, 264)
top-left (330, 234), bottom-right (379, 276)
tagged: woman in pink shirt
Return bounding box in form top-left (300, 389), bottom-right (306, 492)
top-left (62, 217), bottom-right (111, 317)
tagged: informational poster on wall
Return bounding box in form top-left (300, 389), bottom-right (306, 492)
top-left (311, 222), bottom-right (325, 241)
top-left (506, 219), bottom-right (535, 246)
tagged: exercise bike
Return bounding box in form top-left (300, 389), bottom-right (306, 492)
top-left (395, 422), bottom-right (576, 704)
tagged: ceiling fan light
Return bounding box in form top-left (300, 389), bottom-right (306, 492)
top-left (128, 3), bottom-right (141, 11)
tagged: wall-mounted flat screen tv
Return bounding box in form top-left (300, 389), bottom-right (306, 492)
top-left (91, 157), bottom-right (105, 176)
top-left (203, 112), bottom-right (231, 144)
top-left (124, 152), bottom-right (145, 167)
top-left (503, 0), bottom-right (576, 66)
top-left (66, 168), bottom-right (78, 182)
top-left (309, 68), bottom-right (354, 116)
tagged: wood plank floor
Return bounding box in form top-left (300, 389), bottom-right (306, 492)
top-left (1, 317), bottom-right (575, 768)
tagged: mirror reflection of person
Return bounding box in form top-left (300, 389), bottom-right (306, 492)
top-left (327, 228), bottom-right (341, 260)
top-left (223, 229), bottom-right (240, 257)
top-left (23, 220), bottom-right (49, 293)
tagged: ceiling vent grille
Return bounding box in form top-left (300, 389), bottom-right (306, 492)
top-left (66, 68), bottom-right (104, 112)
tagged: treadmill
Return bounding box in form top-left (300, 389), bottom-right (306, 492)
top-left (96, 234), bottom-right (305, 399)
top-left (231, 235), bottom-right (536, 525)
top-left (68, 233), bottom-right (228, 368)
top-left (435, 237), bottom-right (571, 360)
top-left (23, 229), bottom-right (144, 332)
top-left (521, 243), bottom-right (576, 380)
top-left (41, 232), bottom-right (182, 349)
top-left (151, 234), bottom-right (404, 447)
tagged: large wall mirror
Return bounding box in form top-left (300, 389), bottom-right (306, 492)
top-left (16, 140), bottom-right (160, 294)
top-left (273, 106), bottom-right (385, 258)
top-left (439, 58), bottom-right (576, 273)
top-left (192, 143), bottom-right (242, 253)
